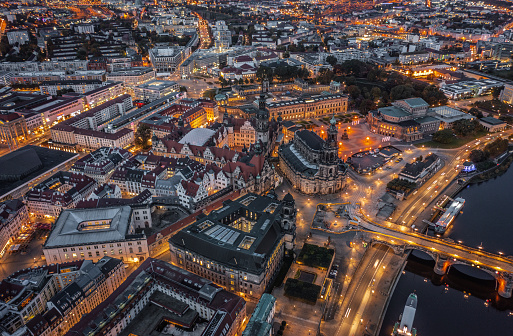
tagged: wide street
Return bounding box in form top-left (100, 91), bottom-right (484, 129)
top-left (392, 130), bottom-right (513, 229)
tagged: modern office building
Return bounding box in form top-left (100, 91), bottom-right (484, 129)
top-left (149, 45), bottom-right (190, 73)
top-left (500, 83), bottom-right (513, 105)
top-left (213, 20), bottom-right (232, 51)
top-left (133, 80), bottom-right (180, 102)
top-left (430, 106), bottom-right (475, 129)
top-left (440, 79), bottom-right (503, 100)
top-left (479, 117), bottom-right (507, 132)
top-left (106, 67), bottom-right (155, 87)
top-left (169, 192), bottom-right (296, 299)
top-left (6, 30), bottom-right (29, 45)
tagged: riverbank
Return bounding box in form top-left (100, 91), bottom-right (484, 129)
top-left (469, 154), bottom-right (513, 183)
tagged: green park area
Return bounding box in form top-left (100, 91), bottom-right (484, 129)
top-left (416, 119), bottom-right (488, 149)
top-left (284, 278), bottom-right (322, 305)
top-left (297, 243), bottom-right (334, 269)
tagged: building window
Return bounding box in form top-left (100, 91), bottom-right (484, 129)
top-left (64, 253), bottom-right (69, 259)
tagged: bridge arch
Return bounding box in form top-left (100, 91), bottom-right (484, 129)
top-left (369, 240), bottom-right (404, 254)
top-left (448, 260), bottom-right (497, 280)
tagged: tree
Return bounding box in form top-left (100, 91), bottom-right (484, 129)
top-left (359, 99), bottom-right (376, 114)
top-left (135, 124), bottom-right (151, 149)
top-left (421, 84), bottom-right (448, 106)
top-left (492, 86), bottom-right (503, 99)
top-left (453, 119), bottom-right (483, 137)
top-left (347, 85), bottom-right (361, 100)
top-left (179, 86), bottom-right (187, 92)
top-left (468, 107), bottom-right (483, 118)
top-left (203, 89), bottom-right (217, 100)
top-left (315, 68), bottom-right (334, 85)
top-left (390, 85), bottom-right (415, 101)
top-left (469, 149), bottom-right (489, 163)
top-left (484, 137), bottom-right (509, 158)
top-left (432, 129), bottom-right (455, 144)
top-left (283, 51), bottom-right (290, 58)
top-left (339, 60), bottom-right (369, 77)
top-left (326, 55), bottom-right (337, 67)
top-left (256, 65), bottom-right (274, 83)
top-left (371, 87), bottom-right (382, 100)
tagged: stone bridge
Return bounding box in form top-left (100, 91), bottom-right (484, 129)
top-left (350, 209), bottom-right (513, 298)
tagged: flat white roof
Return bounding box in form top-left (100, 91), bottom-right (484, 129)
top-left (179, 128), bottom-right (215, 146)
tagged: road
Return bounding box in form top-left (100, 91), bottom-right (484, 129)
top-left (350, 204), bottom-right (513, 275)
top-left (335, 244), bottom-right (390, 336)
top-left (393, 130), bottom-right (513, 228)
top-left (194, 13), bottom-right (212, 49)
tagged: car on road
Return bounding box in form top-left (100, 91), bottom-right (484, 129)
top-left (329, 264), bottom-right (339, 278)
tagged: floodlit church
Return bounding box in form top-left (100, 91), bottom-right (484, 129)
top-left (278, 115), bottom-right (347, 194)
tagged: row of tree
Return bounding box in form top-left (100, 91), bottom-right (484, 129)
top-left (469, 138), bottom-right (509, 163)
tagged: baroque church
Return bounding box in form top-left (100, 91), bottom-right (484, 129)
top-left (278, 115), bottom-right (347, 194)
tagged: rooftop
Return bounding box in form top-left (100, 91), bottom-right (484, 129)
top-left (402, 97), bottom-right (429, 108)
top-left (480, 117), bottom-right (505, 125)
top-left (179, 128), bottom-right (216, 147)
top-left (378, 106), bottom-right (410, 118)
top-left (295, 129), bottom-right (324, 151)
top-left (135, 79), bottom-right (178, 91)
top-left (0, 145), bottom-right (77, 200)
top-left (44, 206), bottom-right (136, 248)
top-left (170, 193), bottom-right (288, 274)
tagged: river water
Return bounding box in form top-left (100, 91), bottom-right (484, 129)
top-left (379, 167), bottom-right (513, 335)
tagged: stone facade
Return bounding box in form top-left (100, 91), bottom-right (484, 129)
top-left (367, 97), bottom-right (441, 142)
top-left (278, 116), bottom-right (346, 194)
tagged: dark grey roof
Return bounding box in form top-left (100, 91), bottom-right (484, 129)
top-left (280, 144), bottom-right (318, 177)
top-left (170, 193), bottom-right (286, 274)
top-left (398, 120), bottom-right (420, 127)
top-left (296, 130), bottom-right (324, 150)
top-left (400, 154), bottom-right (438, 178)
top-left (480, 117), bottom-right (505, 125)
top-left (0, 147), bottom-right (42, 180)
top-left (97, 257), bottom-right (122, 275)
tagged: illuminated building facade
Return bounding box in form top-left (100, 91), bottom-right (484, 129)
top-left (169, 192), bottom-right (296, 299)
